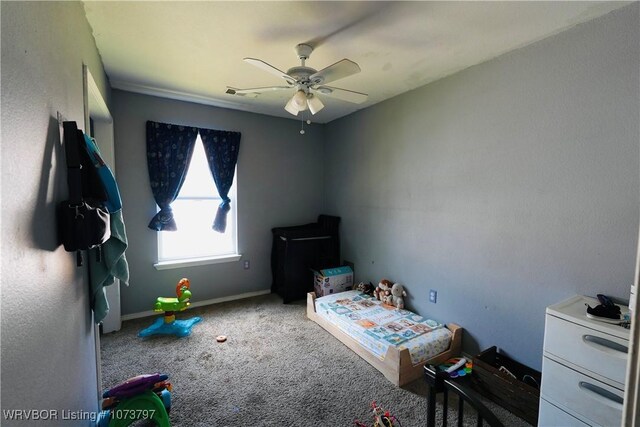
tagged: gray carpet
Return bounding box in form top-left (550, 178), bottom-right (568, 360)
top-left (100, 293), bottom-right (530, 426)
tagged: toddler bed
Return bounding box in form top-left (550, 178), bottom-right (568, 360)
top-left (307, 290), bottom-right (462, 386)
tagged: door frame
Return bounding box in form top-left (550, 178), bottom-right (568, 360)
top-left (82, 64), bottom-right (115, 402)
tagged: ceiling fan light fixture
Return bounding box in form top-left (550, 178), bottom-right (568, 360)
top-left (284, 97), bottom-right (299, 116)
top-left (307, 94), bottom-right (324, 115)
top-left (293, 90), bottom-right (308, 110)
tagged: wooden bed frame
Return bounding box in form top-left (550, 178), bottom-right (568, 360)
top-left (307, 292), bottom-right (463, 387)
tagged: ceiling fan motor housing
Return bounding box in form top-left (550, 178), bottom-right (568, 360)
top-left (286, 66), bottom-right (318, 85)
top-left (291, 44), bottom-right (325, 85)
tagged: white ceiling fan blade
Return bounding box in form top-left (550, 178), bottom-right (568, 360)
top-left (309, 59), bottom-right (361, 85)
top-left (284, 96), bottom-right (299, 116)
top-left (244, 58), bottom-right (295, 83)
top-left (307, 94), bottom-right (324, 115)
top-left (314, 86), bottom-right (368, 104)
top-left (226, 86), bottom-right (291, 95)
top-left (225, 88), bottom-right (258, 98)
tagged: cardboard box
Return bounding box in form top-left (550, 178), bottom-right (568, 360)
top-left (314, 266), bottom-right (354, 297)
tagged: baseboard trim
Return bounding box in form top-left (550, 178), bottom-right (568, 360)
top-left (121, 289), bottom-right (272, 321)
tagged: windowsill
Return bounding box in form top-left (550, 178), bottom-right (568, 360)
top-left (154, 254), bottom-right (242, 270)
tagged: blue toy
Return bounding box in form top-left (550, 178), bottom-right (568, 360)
top-left (138, 278), bottom-right (202, 338)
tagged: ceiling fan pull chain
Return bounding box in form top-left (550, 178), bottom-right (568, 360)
top-left (300, 112), bottom-right (305, 135)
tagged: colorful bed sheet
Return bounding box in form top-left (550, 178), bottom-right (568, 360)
top-left (315, 290), bottom-right (452, 365)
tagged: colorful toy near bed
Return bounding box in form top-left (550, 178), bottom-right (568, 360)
top-left (307, 290), bottom-right (462, 386)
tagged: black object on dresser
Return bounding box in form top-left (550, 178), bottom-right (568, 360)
top-left (271, 215), bottom-right (340, 303)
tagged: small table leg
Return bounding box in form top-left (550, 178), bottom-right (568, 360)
top-left (427, 383), bottom-right (437, 426)
top-left (424, 364), bottom-right (441, 426)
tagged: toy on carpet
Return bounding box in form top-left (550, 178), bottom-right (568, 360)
top-left (389, 283), bottom-right (407, 310)
top-left (354, 401), bottom-right (402, 427)
top-left (96, 373), bottom-right (172, 427)
top-left (374, 279), bottom-right (393, 302)
top-left (138, 278), bottom-right (202, 338)
top-left (355, 281), bottom-right (375, 296)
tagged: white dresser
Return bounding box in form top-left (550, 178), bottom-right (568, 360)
top-left (539, 295), bottom-right (629, 427)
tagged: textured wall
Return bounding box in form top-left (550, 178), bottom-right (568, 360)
top-left (323, 4), bottom-right (640, 369)
top-left (112, 90), bottom-right (325, 315)
top-left (1, 1), bottom-right (110, 422)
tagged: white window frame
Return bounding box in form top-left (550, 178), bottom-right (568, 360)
top-left (153, 136), bottom-right (241, 270)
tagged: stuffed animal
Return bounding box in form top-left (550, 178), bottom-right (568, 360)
top-left (374, 279), bottom-right (393, 302)
top-left (355, 282), bottom-right (375, 296)
top-left (390, 283), bottom-right (407, 310)
top-left (383, 292), bottom-right (394, 306)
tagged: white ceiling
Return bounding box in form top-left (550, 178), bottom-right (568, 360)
top-left (83, 1), bottom-right (629, 124)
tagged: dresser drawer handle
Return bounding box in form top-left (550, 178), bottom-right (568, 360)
top-left (582, 334), bottom-right (628, 355)
top-left (578, 381), bottom-right (623, 408)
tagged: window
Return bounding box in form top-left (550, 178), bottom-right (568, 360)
top-left (157, 134), bottom-right (238, 265)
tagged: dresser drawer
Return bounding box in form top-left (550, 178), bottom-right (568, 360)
top-left (538, 398), bottom-right (588, 427)
top-left (544, 314), bottom-right (628, 385)
top-left (541, 357), bottom-right (623, 426)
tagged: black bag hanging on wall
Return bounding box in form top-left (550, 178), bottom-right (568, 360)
top-left (58, 121), bottom-right (110, 266)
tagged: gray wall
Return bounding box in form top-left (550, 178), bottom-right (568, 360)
top-left (324, 4), bottom-right (640, 369)
top-left (1, 1), bottom-right (110, 421)
top-left (112, 90), bottom-right (324, 315)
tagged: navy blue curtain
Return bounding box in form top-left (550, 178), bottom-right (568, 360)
top-left (146, 121), bottom-right (198, 231)
top-left (199, 128), bottom-right (241, 233)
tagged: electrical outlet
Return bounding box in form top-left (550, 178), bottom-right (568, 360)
top-left (429, 289), bottom-right (437, 303)
top-left (243, 260), bottom-right (250, 270)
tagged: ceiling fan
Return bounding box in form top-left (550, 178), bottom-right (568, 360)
top-left (226, 43), bottom-right (368, 116)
